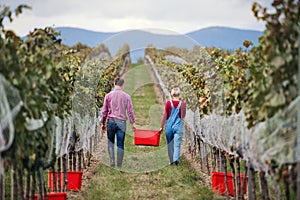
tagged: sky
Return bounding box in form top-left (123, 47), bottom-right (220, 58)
top-left (2, 0), bottom-right (273, 36)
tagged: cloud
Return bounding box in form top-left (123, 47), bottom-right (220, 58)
top-left (2, 0), bottom-right (272, 36)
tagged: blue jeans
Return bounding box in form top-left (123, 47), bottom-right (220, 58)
top-left (166, 128), bottom-right (183, 163)
top-left (107, 119), bottom-right (126, 151)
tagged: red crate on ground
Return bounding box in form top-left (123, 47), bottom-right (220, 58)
top-left (48, 171), bottom-right (83, 191)
top-left (212, 171), bottom-right (248, 196)
top-left (134, 129), bottom-right (161, 146)
top-left (34, 192), bottom-right (68, 200)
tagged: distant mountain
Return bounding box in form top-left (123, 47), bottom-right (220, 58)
top-left (186, 26), bottom-right (263, 50)
top-left (54, 26), bottom-right (263, 62)
top-left (55, 27), bottom-right (116, 47)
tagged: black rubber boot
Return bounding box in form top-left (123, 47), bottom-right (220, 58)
top-left (108, 147), bottom-right (115, 167)
top-left (117, 151), bottom-right (124, 168)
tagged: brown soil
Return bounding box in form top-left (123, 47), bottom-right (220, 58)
top-left (67, 157), bottom-right (99, 199)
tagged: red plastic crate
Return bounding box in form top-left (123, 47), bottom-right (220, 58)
top-left (134, 129), bottom-right (161, 146)
top-left (212, 171), bottom-right (248, 196)
top-left (48, 171), bottom-right (83, 191)
top-left (34, 192), bottom-right (68, 200)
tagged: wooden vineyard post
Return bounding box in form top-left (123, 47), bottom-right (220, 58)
top-left (69, 152), bottom-right (73, 171)
top-left (86, 151), bottom-right (91, 167)
top-left (51, 167), bottom-right (57, 192)
top-left (82, 150), bottom-right (87, 169)
top-left (221, 153), bottom-right (230, 199)
top-left (78, 149), bottom-right (83, 171)
top-left (38, 167), bottom-right (45, 199)
top-left (229, 156), bottom-right (236, 200)
top-left (17, 169), bottom-right (24, 199)
top-left (193, 132), bottom-right (197, 158)
top-left (282, 165), bottom-right (292, 200)
top-left (291, 164), bottom-right (297, 196)
top-left (57, 157), bottom-right (61, 192)
top-left (197, 135), bottom-right (203, 171)
top-left (62, 154), bottom-right (68, 191)
top-left (30, 171), bottom-right (36, 200)
top-left (212, 147), bottom-right (217, 172)
top-left (25, 171), bottom-right (30, 200)
top-left (12, 165), bottom-right (18, 200)
top-left (0, 171), bottom-right (4, 200)
top-left (241, 161), bottom-right (248, 200)
top-left (236, 157), bottom-right (241, 199)
top-left (210, 145), bottom-right (214, 170)
top-left (249, 166), bottom-right (256, 200)
top-left (68, 130), bottom-right (76, 171)
top-left (297, 20), bottom-right (300, 200)
top-left (205, 144), bottom-right (210, 174)
top-left (73, 151), bottom-right (77, 171)
top-left (217, 148), bottom-right (224, 172)
top-left (89, 138), bottom-right (93, 164)
top-left (259, 171), bottom-right (270, 200)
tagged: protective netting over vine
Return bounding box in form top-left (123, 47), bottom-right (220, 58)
top-left (243, 97), bottom-right (298, 171)
top-left (0, 55), bottom-right (128, 166)
top-left (0, 74), bottom-right (22, 174)
top-left (53, 112), bottom-right (101, 158)
top-left (59, 54), bottom-right (129, 157)
top-left (146, 52), bottom-right (299, 174)
top-left (45, 38), bottom-right (130, 159)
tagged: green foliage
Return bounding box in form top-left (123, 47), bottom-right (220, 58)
top-left (87, 43), bottom-right (111, 60)
top-left (146, 45), bottom-right (210, 115)
top-left (69, 42), bottom-right (92, 61)
top-left (244, 0), bottom-right (300, 127)
top-left (0, 4), bottom-right (31, 29)
top-left (0, 4), bottom-right (128, 171)
top-left (146, 0), bottom-right (299, 129)
top-left (211, 47), bottom-right (251, 116)
top-left (95, 44), bottom-right (131, 108)
top-left (1, 4), bottom-right (68, 169)
top-left (1, 25), bottom-right (76, 170)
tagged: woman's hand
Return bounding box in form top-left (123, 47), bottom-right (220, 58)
top-left (159, 127), bottom-right (163, 134)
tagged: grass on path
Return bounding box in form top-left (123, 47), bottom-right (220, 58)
top-left (75, 157), bottom-right (222, 200)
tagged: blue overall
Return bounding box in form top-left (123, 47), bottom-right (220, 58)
top-left (165, 101), bottom-right (183, 164)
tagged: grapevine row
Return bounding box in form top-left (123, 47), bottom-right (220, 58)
top-left (145, 0), bottom-right (299, 198)
top-left (0, 4), bottom-right (131, 199)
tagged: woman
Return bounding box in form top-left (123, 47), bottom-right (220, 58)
top-left (160, 87), bottom-right (186, 166)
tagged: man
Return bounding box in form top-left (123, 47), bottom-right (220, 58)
top-left (101, 77), bottom-right (135, 168)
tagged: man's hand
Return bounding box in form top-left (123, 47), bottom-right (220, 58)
top-left (101, 123), bottom-right (106, 132)
top-left (131, 123), bottom-right (136, 131)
